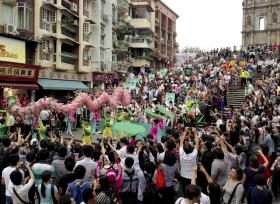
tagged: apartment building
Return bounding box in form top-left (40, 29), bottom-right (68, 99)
top-left (154, 0), bottom-right (178, 69)
top-left (34, 0), bottom-right (93, 95)
top-left (113, 0), bottom-right (132, 74)
top-left (129, 0), bottom-right (156, 70)
top-left (0, 0), bottom-right (39, 100)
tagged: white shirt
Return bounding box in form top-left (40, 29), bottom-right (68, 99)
top-left (9, 178), bottom-right (34, 204)
top-left (117, 146), bottom-right (127, 160)
top-left (175, 193), bottom-right (210, 204)
top-left (75, 157), bottom-right (97, 181)
top-left (179, 147), bottom-right (198, 179)
top-left (2, 166), bottom-right (16, 196)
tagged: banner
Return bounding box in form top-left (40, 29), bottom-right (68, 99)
top-left (165, 93), bottom-right (175, 106)
top-left (128, 77), bottom-right (139, 90)
top-left (159, 69), bottom-right (167, 78)
top-left (149, 74), bottom-right (155, 81)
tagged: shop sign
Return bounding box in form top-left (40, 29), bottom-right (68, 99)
top-left (0, 61), bottom-right (39, 82)
top-left (39, 68), bottom-right (91, 82)
top-left (92, 73), bottom-right (118, 82)
top-left (0, 36), bottom-right (25, 63)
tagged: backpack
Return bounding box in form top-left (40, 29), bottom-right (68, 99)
top-left (120, 169), bottom-right (139, 204)
top-left (143, 172), bottom-right (162, 203)
top-left (105, 164), bottom-right (117, 185)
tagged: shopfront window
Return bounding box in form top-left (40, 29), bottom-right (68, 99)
top-left (17, 2), bottom-right (33, 31)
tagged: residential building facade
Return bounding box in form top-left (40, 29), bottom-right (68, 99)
top-left (113, 0), bottom-right (132, 74)
top-left (0, 0), bottom-right (39, 100)
top-left (129, 0), bottom-right (156, 70)
top-left (34, 0), bottom-right (92, 94)
top-left (242, 0), bottom-right (280, 47)
top-left (154, 0), bottom-right (178, 69)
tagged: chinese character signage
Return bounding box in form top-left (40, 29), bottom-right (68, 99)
top-left (92, 73), bottom-right (118, 82)
top-left (39, 68), bottom-right (91, 82)
top-left (0, 61), bottom-right (39, 82)
top-left (0, 36), bottom-right (26, 63)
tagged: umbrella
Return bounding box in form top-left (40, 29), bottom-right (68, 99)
top-left (113, 122), bottom-right (146, 137)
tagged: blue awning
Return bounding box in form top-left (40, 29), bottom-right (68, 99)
top-left (38, 79), bottom-right (89, 91)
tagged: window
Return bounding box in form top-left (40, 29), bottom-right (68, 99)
top-left (1, 4), bottom-right (13, 25)
top-left (41, 7), bottom-right (56, 32)
top-left (17, 3), bottom-right (33, 31)
top-left (84, 0), bottom-right (89, 10)
top-left (272, 13), bottom-right (277, 24)
top-left (101, 1), bottom-right (105, 19)
top-left (132, 7), bottom-right (148, 19)
top-left (246, 16), bottom-right (251, 26)
top-left (259, 17), bottom-right (265, 30)
top-left (42, 39), bottom-right (54, 61)
top-left (83, 49), bottom-right (90, 66)
top-left (83, 22), bottom-right (90, 34)
top-left (42, 8), bottom-right (56, 22)
top-left (100, 27), bottom-right (105, 46)
top-left (100, 50), bottom-right (105, 61)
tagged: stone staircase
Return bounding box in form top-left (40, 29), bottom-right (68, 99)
top-left (226, 86), bottom-right (245, 109)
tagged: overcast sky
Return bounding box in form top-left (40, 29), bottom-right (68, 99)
top-left (161, 0), bottom-right (244, 51)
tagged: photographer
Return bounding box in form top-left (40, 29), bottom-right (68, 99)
top-left (8, 161), bottom-right (35, 204)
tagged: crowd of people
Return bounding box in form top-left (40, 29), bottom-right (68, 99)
top-left (0, 45), bottom-right (280, 204)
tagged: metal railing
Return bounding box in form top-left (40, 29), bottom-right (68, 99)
top-left (61, 51), bottom-right (78, 65)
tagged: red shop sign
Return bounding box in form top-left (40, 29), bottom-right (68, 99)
top-left (0, 61), bottom-right (39, 82)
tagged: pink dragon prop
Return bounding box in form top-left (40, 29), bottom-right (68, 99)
top-left (3, 88), bottom-right (131, 118)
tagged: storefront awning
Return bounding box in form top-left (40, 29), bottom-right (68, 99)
top-left (0, 82), bottom-right (38, 90)
top-left (38, 79), bottom-right (89, 91)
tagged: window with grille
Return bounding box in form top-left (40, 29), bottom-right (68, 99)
top-left (84, 22), bottom-right (90, 34)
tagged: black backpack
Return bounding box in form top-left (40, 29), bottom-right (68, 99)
top-left (143, 172), bottom-right (162, 204)
top-left (120, 170), bottom-right (139, 204)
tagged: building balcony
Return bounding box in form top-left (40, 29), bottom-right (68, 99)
top-left (115, 20), bottom-right (131, 34)
top-left (128, 36), bottom-right (153, 49)
top-left (130, 0), bottom-right (154, 12)
top-left (129, 18), bottom-right (152, 30)
top-left (61, 19), bottom-right (78, 39)
top-left (114, 41), bottom-right (129, 52)
top-left (117, 0), bottom-right (129, 14)
top-left (61, 51), bottom-right (78, 65)
top-left (102, 14), bottom-right (109, 23)
top-left (43, 0), bottom-right (57, 5)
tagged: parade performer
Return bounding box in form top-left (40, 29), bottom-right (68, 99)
top-left (103, 111), bottom-right (113, 139)
top-left (39, 118), bottom-right (47, 140)
top-left (90, 111), bottom-right (100, 135)
top-left (65, 111), bottom-right (75, 137)
top-left (82, 120), bottom-right (92, 145)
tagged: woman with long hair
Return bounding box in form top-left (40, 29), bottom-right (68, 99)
top-left (37, 170), bottom-right (59, 204)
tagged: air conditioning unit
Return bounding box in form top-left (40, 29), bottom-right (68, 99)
top-left (4, 24), bottom-right (15, 34)
top-left (44, 0), bottom-right (54, 4)
top-left (84, 55), bottom-right (91, 60)
top-left (71, 3), bottom-right (78, 12)
top-left (73, 20), bottom-right (79, 26)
